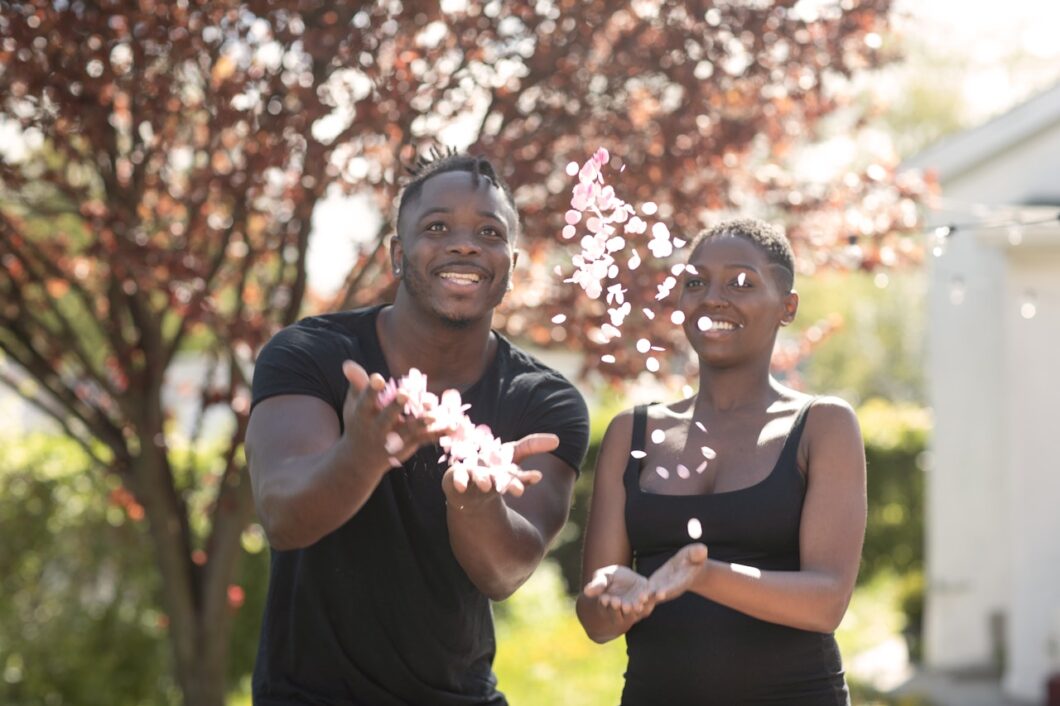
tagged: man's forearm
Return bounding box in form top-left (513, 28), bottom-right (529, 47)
top-left (254, 437), bottom-right (388, 550)
top-left (446, 495), bottom-right (546, 601)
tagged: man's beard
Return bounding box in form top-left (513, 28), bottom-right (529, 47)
top-left (401, 254), bottom-right (509, 328)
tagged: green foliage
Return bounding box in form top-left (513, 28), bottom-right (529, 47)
top-left (493, 562), bottom-right (626, 706)
top-left (0, 434), bottom-right (268, 706)
top-left (858, 398), bottom-right (930, 584)
top-left (0, 434), bottom-right (174, 706)
top-left (791, 271), bottom-right (928, 406)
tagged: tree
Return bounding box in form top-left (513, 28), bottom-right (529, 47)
top-left (1, 1), bottom-right (927, 703)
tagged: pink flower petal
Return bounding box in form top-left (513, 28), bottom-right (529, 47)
top-left (651, 429), bottom-right (665, 444)
top-left (656, 466), bottom-right (670, 479)
top-left (642, 201), bottom-right (658, 216)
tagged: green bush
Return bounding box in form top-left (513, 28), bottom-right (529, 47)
top-left (0, 433), bottom-right (268, 706)
top-left (858, 399), bottom-right (930, 585)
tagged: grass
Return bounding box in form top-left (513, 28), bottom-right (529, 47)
top-left (493, 562), bottom-right (626, 706)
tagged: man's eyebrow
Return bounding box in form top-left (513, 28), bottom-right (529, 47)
top-left (417, 207), bottom-right (507, 223)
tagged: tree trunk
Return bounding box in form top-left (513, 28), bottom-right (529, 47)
top-left (134, 437), bottom-right (252, 706)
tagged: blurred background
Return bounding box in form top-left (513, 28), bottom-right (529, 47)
top-left (2, 1), bottom-right (1059, 704)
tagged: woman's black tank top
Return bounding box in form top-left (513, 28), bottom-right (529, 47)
top-left (620, 400), bottom-right (850, 706)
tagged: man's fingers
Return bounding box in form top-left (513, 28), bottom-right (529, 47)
top-left (451, 465), bottom-right (470, 493)
top-left (472, 468), bottom-right (494, 493)
top-left (510, 433), bottom-right (560, 463)
top-left (342, 360), bottom-right (369, 392)
top-left (513, 468), bottom-right (543, 487)
top-left (375, 390), bottom-right (409, 429)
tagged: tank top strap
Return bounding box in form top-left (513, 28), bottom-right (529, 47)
top-left (775, 396), bottom-right (818, 471)
top-left (623, 404), bottom-right (651, 490)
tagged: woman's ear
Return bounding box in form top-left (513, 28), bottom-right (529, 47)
top-left (780, 290), bottom-right (799, 326)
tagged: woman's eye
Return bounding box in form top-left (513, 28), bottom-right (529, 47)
top-left (481, 225), bottom-right (502, 238)
top-left (684, 277), bottom-right (704, 288)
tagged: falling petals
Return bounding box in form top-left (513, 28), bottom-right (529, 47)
top-left (651, 429), bottom-right (666, 444)
top-left (630, 450), bottom-right (647, 459)
top-left (375, 369), bottom-right (524, 494)
top-left (701, 446), bottom-right (717, 460)
top-left (676, 464), bottom-right (690, 479)
top-left (687, 518), bottom-right (702, 539)
top-left (656, 466), bottom-right (670, 479)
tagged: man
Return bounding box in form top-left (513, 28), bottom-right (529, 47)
top-left (246, 153), bottom-right (590, 705)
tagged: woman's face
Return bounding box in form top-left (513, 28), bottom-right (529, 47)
top-left (676, 234), bottom-right (797, 368)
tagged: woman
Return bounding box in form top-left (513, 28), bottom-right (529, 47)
top-left (576, 218), bottom-right (866, 705)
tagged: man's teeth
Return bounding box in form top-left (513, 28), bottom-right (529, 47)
top-left (440, 272), bottom-right (482, 284)
top-left (711, 321), bottom-right (737, 330)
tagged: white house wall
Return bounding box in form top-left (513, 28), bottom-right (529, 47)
top-left (1002, 245), bottom-right (1060, 702)
top-left (920, 96), bottom-right (1060, 700)
top-left (925, 225), bottom-right (1009, 669)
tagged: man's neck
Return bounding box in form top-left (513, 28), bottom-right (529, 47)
top-left (376, 300), bottom-right (497, 393)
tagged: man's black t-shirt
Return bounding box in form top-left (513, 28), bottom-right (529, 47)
top-left (249, 305), bottom-right (590, 706)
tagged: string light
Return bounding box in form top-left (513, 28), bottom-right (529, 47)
top-left (1020, 290), bottom-right (1037, 320)
top-left (918, 211), bottom-right (1058, 319)
top-left (948, 276), bottom-right (965, 305)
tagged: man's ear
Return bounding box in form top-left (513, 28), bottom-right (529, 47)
top-left (507, 249), bottom-right (520, 290)
top-left (389, 234), bottom-right (403, 277)
top-left (781, 290), bottom-right (799, 326)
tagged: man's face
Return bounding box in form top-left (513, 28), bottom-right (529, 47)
top-left (392, 170), bottom-right (518, 328)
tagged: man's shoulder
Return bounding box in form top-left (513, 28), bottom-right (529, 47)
top-left (498, 335), bottom-right (573, 385)
top-left (267, 306), bottom-right (379, 352)
top-left (496, 335), bottom-right (586, 405)
top-left (291, 306), bottom-right (379, 338)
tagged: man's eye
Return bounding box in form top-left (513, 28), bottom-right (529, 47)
top-left (684, 277), bottom-right (704, 288)
top-left (425, 222), bottom-right (447, 232)
top-left (481, 225), bottom-right (504, 239)
top-left (731, 273), bottom-right (752, 288)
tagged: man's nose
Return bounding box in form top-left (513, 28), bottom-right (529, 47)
top-left (446, 229), bottom-right (482, 254)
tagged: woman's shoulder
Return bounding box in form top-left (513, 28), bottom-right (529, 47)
top-left (801, 395), bottom-right (864, 458)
